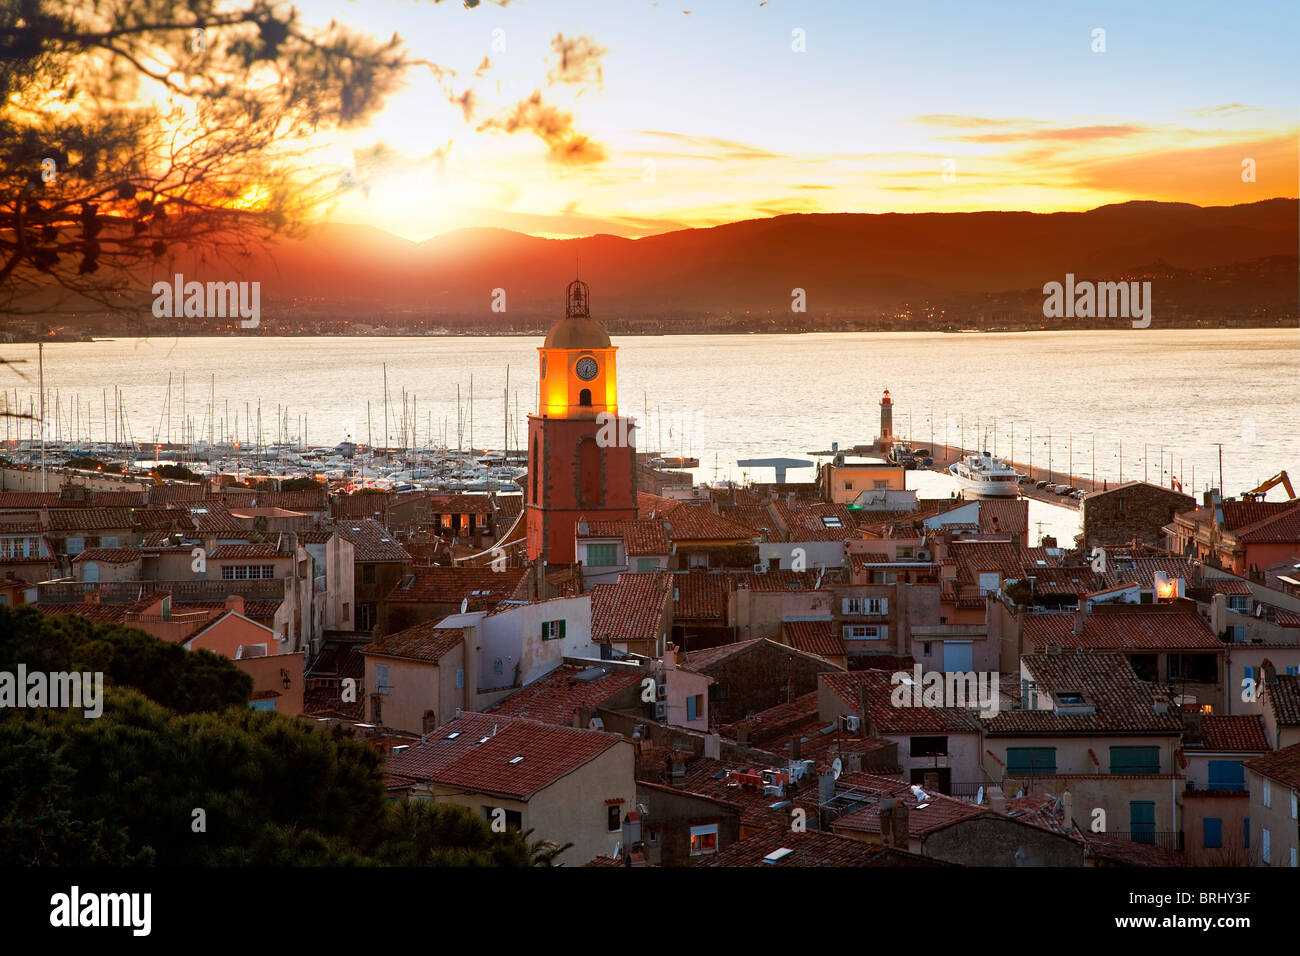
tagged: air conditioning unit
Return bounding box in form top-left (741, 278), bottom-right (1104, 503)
top-left (655, 682), bottom-right (668, 701)
top-left (653, 701), bottom-right (667, 720)
top-left (842, 715), bottom-right (861, 733)
top-left (753, 563), bottom-right (767, 574)
top-left (916, 549), bottom-right (931, 561)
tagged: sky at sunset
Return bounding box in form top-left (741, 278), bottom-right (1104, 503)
top-left (302, 0), bottom-right (1299, 241)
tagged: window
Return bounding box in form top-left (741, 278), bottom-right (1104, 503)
top-left (1226, 594), bottom-right (1248, 612)
top-left (1292, 791), bottom-right (1298, 820)
top-left (922, 641), bottom-right (932, 657)
top-left (342, 602), bottom-right (350, 622)
top-left (820, 516), bottom-right (843, 529)
top-left (586, 543), bottom-right (619, 566)
top-left (843, 481), bottom-right (853, 491)
top-left (1292, 847), bottom-right (1298, 868)
top-left (1244, 818), bottom-right (1250, 849)
top-left (686, 694), bottom-right (703, 722)
top-left (221, 564), bottom-right (275, 580)
top-left (843, 625), bottom-right (881, 640)
top-left (1208, 760), bottom-right (1245, 791)
top-left (1117, 497), bottom-right (1125, 514)
top-left (375, 663), bottom-right (390, 693)
top-left (873, 480), bottom-right (889, 490)
top-left (910, 736), bottom-right (948, 757)
top-left (608, 805), bottom-right (621, 833)
top-left (1006, 747), bottom-right (1057, 776)
top-left (579, 388), bottom-right (592, 407)
top-left (977, 572), bottom-right (1000, 595)
top-left (689, 824), bottom-right (718, 856)
top-left (362, 564), bottom-right (376, 585)
top-left (1203, 818), bottom-right (1222, 848)
top-left (101, 535), bottom-right (118, 549)
top-left (541, 619), bottom-right (566, 641)
top-left (689, 553), bottom-right (708, 569)
top-left (356, 603), bottom-right (377, 631)
top-left (1109, 746), bottom-right (1160, 774)
top-left (1129, 801), bottom-right (1156, 844)
top-left (636, 557), bottom-right (659, 572)
top-left (1262, 827), bottom-right (1270, 863)
top-left (1263, 779), bottom-right (1271, 808)
top-left (483, 807), bottom-right (522, 831)
top-left (842, 597), bottom-right (887, 615)
top-left (67, 536), bottom-right (84, 555)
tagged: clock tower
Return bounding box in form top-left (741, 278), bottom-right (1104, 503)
top-left (526, 279), bottom-right (638, 564)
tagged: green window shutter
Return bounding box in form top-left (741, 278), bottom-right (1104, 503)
top-left (587, 543), bottom-right (618, 566)
top-left (1006, 747), bottom-right (1056, 775)
top-left (1109, 746), bottom-right (1160, 774)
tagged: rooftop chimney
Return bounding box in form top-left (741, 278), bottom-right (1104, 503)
top-left (988, 785), bottom-right (1006, 814)
top-left (1072, 604), bottom-right (1087, 636)
top-left (1061, 789), bottom-right (1074, 829)
top-left (225, 594), bottom-right (245, 616)
top-left (670, 750), bottom-right (687, 787)
top-left (879, 798), bottom-right (909, 848)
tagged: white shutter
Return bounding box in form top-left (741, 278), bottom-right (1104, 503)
top-left (880, 598), bottom-right (889, 614)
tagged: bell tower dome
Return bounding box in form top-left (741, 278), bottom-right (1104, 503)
top-left (537, 279), bottom-right (618, 420)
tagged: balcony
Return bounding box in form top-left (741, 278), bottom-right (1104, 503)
top-left (1093, 830), bottom-right (1184, 850)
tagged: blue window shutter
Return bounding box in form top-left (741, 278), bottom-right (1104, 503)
top-left (686, 695), bottom-right (697, 722)
top-left (1244, 818), bottom-right (1250, 849)
top-left (1203, 818), bottom-right (1222, 848)
top-left (1208, 760), bottom-right (1245, 791)
top-left (1244, 665), bottom-right (1254, 680)
top-left (1129, 801), bottom-right (1156, 843)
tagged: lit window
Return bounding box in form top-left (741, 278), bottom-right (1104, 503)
top-left (689, 824), bottom-right (718, 856)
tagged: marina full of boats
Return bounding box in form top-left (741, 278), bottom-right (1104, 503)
top-left (0, 438), bottom-right (529, 494)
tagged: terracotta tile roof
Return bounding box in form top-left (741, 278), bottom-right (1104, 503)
top-left (387, 565), bottom-right (526, 606)
top-left (697, 821), bottom-right (941, 867)
top-left (661, 504), bottom-right (757, 543)
top-left (719, 692), bottom-right (820, 743)
top-left (1022, 608), bottom-right (1220, 650)
top-left (177, 599), bottom-right (283, 620)
top-left (820, 670), bottom-right (985, 734)
top-left (337, 518), bottom-right (411, 563)
top-left (332, 492), bottom-right (391, 518)
top-left (423, 493), bottom-right (497, 515)
top-left (1079, 831), bottom-right (1184, 866)
top-left (486, 664), bottom-right (643, 725)
top-left (948, 539), bottom-right (1024, 585)
top-left (731, 569), bottom-right (830, 591)
top-left (590, 572), bottom-right (672, 643)
top-left (71, 547), bottom-right (141, 564)
top-left (1206, 578), bottom-right (1253, 595)
top-left (495, 494), bottom-right (524, 518)
top-left (1189, 715), bottom-right (1269, 752)
top-left (1263, 674), bottom-right (1300, 726)
top-left (34, 602), bottom-right (130, 623)
top-left (385, 712), bottom-right (626, 800)
top-left (46, 507), bottom-right (135, 531)
top-left (209, 543), bottom-right (282, 560)
top-left (636, 492), bottom-right (682, 518)
top-left (680, 637), bottom-right (838, 674)
top-left (1222, 499), bottom-right (1300, 541)
top-left (0, 492), bottom-right (63, 509)
top-left (830, 774), bottom-right (991, 837)
top-left (783, 620), bottom-right (845, 659)
top-left (978, 498), bottom-right (1029, 537)
top-left (982, 653), bottom-right (1184, 736)
top-left (363, 620), bottom-right (464, 663)
top-left (578, 519), bottom-right (670, 556)
top-left (1244, 741), bottom-right (1300, 788)
top-left (770, 501), bottom-right (862, 542)
top-left (147, 483), bottom-right (207, 504)
top-left (1024, 566), bottom-right (1102, 596)
top-left (721, 505), bottom-right (784, 540)
top-left (671, 570), bottom-right (728, 622)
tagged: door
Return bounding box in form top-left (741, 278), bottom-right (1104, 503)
top-left (943, 640), bottom-right (973, 672)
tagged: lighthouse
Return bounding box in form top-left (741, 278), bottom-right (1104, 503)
top-left (879, 388), bottom-right (894, 447)
top-left (525, 279), bottom-right (638, 564)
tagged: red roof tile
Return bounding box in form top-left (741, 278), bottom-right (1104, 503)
top-left (336, 518), bottom-right (411, 563)
top-left (672, 571), bottom-right (728, 622)
top-left (209, 543), bottom-right (282, 560)
top-left (661, 504), bottom-right (757, 543)
top-left (1190, 715), bottom-right (1269, 752)
top-left (363, 620), bottom-right (464, 663)
top-left (578, 518), bottom-right (670, 556)
top-left (386, 712), bottom-right (626, 800)
top-left (387, 565), bottom-right (526, 606)
top-left (697, 821), bottom-right (941, 867)
top-left (820, 670), bottom-right (985, 734)
top-left (783, 620), bottom-right (845, 659)
top-left (1244, 741), bottom-right (1300, 788)
top-left (486, 664), bottom-right (643, 725)
top-left (1022, 608), bottom-right (1220, 650)
top-left (1264, 674), bottom-right (1300, 726)
top-left (591, 573), bottom-right (672, 643)
top-left (72, 547), bottom-right (142, 564)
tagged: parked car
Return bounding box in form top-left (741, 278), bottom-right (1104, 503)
top-left (1035, 480), bottom-right (1050, 489)
top-left (1073, 489), bottom-right (1087, 499)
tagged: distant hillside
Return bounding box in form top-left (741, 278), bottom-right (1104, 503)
top-left (8, 199), bottom-right (1298, 324)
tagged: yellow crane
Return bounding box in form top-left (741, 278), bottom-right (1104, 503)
top-left (1244, 471), bottom-right (1295, 501)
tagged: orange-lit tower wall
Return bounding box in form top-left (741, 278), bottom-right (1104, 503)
top-left (526, 280), bottom-right (638, 564)
top-left (879, 389), bottom-right (893, 444)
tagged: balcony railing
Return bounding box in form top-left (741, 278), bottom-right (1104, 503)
top-left (1092, 830), bottom-right (1184, 851)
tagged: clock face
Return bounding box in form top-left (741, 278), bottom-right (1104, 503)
top-left (575, 356), bottom-right (599, 381)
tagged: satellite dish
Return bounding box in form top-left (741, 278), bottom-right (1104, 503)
top-left (976, 785), bottom-right (985, 805)
top-left (459, 598), bottom-right (468, 614)
top-left (830, 757), bottom-right (842, 780)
